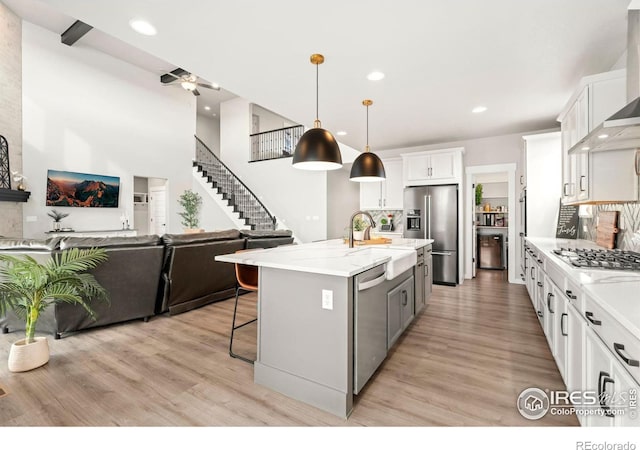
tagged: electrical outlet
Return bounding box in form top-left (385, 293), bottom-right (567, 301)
top-left (322, 289), bottom-right (333, 310)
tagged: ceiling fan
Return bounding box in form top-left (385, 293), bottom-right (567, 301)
top-left (160, 68), bottom-right (220, 96)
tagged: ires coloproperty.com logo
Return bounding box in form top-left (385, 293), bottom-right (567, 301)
top-left (517, 387), bottom-right (638, 420)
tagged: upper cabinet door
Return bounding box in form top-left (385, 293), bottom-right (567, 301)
top-left (359, 180), bottom-right (382, 210)
top-left (405, 154), bottom-right (431, 183)
top-left (429, 152), bottom-right (456, 180)
top-left (382, 159), bottom-right (403, 209)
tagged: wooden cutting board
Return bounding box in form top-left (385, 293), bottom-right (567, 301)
top-left (344, 237), bottom-right (392, 246)
top-left (596, 211), bottom-right (619, 249)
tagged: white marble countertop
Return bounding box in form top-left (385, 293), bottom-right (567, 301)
top-left (215, 238), bottom-right (433, 277)
top-left (526, 236), bottom-right (640, 338)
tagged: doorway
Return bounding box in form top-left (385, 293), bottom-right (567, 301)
top-left (148, 178), bottom-right (168, 235)
top-left (465, 164), bottom-right (517, 284)
top-left (134, 176), bottom-right (168, 235)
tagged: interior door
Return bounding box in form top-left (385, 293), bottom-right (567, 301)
top-left (149, 186), bottom-right (167, 235)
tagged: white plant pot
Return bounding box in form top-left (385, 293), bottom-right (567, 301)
top-left (353, 231), bottom-right (365, 241)
top-left (8, 337), bottom-right (50, 372)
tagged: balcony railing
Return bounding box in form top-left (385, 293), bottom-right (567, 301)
top-left (250, 125), bottom-right (304, 162)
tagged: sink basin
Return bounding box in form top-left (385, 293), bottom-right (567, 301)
top-left (351, 247), bottom-right (417, 280)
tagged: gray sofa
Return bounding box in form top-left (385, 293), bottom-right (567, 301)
top-left (0, 235), bottom-right (164, 338)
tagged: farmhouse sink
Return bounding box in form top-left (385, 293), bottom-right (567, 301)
top-left (351, 247), bottom-right (417, 280)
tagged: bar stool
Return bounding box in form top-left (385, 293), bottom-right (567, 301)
top-left (229, 257), bottom-right (258, 364)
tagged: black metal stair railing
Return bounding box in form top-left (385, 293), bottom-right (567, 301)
top-left (250, 125), bottom-right (304, 162)
top-left (194, 136), bottom-right (276, 230)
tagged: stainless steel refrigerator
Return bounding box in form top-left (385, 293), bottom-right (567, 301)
top-left (403, 184), bottom-right (458, 285)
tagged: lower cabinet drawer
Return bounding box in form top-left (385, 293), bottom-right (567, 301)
top-left (584, 293), bottom-right (640, 386)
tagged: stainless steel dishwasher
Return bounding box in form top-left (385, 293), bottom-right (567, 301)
top-left (353, 264), bottom-right (391, 394)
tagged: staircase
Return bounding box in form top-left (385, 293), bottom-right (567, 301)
top-left (194, 136), bottom-right (277, 230)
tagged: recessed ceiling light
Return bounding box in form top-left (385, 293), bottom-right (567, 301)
top-left (581, 146), bottom-right (590, 151)
top-left (204, 106), bottom-right (211, 111)
top-left (598, 134), bottom-right (609, 139)
top-left (472, 106), bottom-right (488, 113)
top-left (367, 71), bottom-right (385, 81)
top-left (129, 19), bottom-right (157, 36)
top-left (336, 131), bottom-right (347, 136)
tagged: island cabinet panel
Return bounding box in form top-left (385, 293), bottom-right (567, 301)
top-left (254, 267), bottom-right (354, 418)
top-left (386, 273), bottom-right (415, 349)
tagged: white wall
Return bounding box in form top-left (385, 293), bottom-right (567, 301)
top-left (251, 104), bottom-right (295, 132)
top-left (192, 177), bottom-right (238, 231)
top-left (21, 22), bottom-right (195, 238)
top-left (220, 97), bottom-right (327, 243)
top-left (327, 164), bottom-right (360, 239)
top-left (196, 113), bottom-right (220, 156)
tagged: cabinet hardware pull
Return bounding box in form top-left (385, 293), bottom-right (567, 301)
top-left (401, 290), bottom-right (408, 306)
top-left (520, 175), bottom-right (524, 185)
top-left (530, 267), bottom-right (535, 280)
top-left (537, 311), bottom-right (543, 318)
top-left (563, 183), bottom-right (569, 196)
top-left (537, 281), bottom-right (543, 287)
top-left (579, 175), bottom-right (586, 192)
top-left (565, 290), bottom-right (577, 300)
top-left (635, 149), bottom-right (640, 176)
top-left (585, 311), bottom-right (601, 326)
top-left (613, 343), bottom-right (640, 367)
top-left (598, 371), bottom-right (615, 418)
top-left (561, 313), bottom-right (568, 336)
top-left (537, 259), bottom-right (543, 264)
top-left (547, 292), bottom-right (554, 313)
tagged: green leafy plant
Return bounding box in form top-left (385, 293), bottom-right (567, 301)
top-left (47, 209), bottom-right (69, 222)
top-left (475, 184), bottom-right (483, 206)
top-left (0, 248), bottom-right (109, 343)
top-left (178, 190), bottom-right (202, 228)
top-left (353, 216), bottom-right (367, 231)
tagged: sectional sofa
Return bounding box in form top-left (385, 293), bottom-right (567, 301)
top-left (0, 229), bottom-right (293, 338)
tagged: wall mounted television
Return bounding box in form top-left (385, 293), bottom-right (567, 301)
top-left (46, 169), bottom-right (120, 208)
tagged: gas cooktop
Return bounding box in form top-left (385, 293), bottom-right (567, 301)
top-left (552, 248), bottom-right (640, 271)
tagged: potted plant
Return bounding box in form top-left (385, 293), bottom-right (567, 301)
top-left (178, 190), bottom-right (203, 233)
top-left (0, 248), bottom-right (108, 372)
top-left (475, 184), bottom-right (483, 210)
top-left (353, 216), bottom-right (367, 241)
top-left (47, 209), bottom-right (69, 231)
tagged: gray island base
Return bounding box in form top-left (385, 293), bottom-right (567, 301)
top-left (255, 267), bottom-right (354, 417)
top-left (215, 238), bottom-right (432, 418)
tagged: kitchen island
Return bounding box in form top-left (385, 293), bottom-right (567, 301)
top-left (216, 238), bottom-right (432, 418)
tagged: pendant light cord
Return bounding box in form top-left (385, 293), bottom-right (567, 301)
top-left (316, 62), bottom-right (319, 121)
top-left (366, 103), bottom-right (369, 148)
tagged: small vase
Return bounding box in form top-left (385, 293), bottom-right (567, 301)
top-left (53, 222), bottom-right (61, 231)
top-left (8, 337), bottom-right (50, 372)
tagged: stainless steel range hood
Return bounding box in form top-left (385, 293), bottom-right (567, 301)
top-left (568, 7), bottom-right (640, 156)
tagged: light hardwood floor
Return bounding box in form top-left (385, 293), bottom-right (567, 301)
top-left (0, 269), bottom-right (578, 426)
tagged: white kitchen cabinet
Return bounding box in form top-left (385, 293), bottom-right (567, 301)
top-left (585, 327), bottom-right (617, 426)
top-left (567, 302), bottom-right (585, 395)
top-left (558, 70), bottom-right (630, 204)
top-left (359, 158), bottom-right (403, 210)
top-left (402, 148), bottom-right (463, 186)
top-left (552, 281), bottom-right (568, 382)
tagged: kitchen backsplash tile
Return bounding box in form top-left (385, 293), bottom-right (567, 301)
top-left (365, 210), bottom-right (403, 233)
top-left (579, 202), bottom-right (640, 251)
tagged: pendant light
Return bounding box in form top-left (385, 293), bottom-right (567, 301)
top-left (350, 99), bottom-right (386, 182)
top-left (292, 54), bottom-right (342, 171)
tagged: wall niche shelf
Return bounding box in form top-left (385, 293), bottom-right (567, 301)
top-left (0, 189), bottom-right (31, 202)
